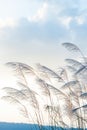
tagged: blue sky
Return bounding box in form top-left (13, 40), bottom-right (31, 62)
top-left (0, 0), bottom-right (87, 68)
top-left (0, 0), bottom-right (87, 122)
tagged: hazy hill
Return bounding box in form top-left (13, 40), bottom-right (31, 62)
top-left (0, 122), bottom-right (85, 130)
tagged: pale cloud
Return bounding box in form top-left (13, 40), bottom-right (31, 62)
top-left (75, 15), bottom-right (86, 25)
top-left (58, 16), bottom-right (73, 29)
top-left (29, 2), bottom-right (48, 22)
top-left (0, 18), bottom-right (17, 29)
top-left (0, 0), bottom-right (86, 58)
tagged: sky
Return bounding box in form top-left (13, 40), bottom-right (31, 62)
top-left (0, 0), bottom-right (87, 123)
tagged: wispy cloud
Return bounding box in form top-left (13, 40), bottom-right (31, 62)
top-left (29, 2), bottom-right (48, 22)
top-left (0, 19), bottom-right (17, 28)
top-left (0, 0), bottom-right (87, 66)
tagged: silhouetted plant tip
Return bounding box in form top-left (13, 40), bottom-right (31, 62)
top-left (62, 43), bottom-right (80, 52)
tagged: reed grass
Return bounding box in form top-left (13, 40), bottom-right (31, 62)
top-left (2, 43), bottom-right (87, 130)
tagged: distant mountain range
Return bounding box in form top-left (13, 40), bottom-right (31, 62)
top-left (0, 122), bottom-right (85, 130)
